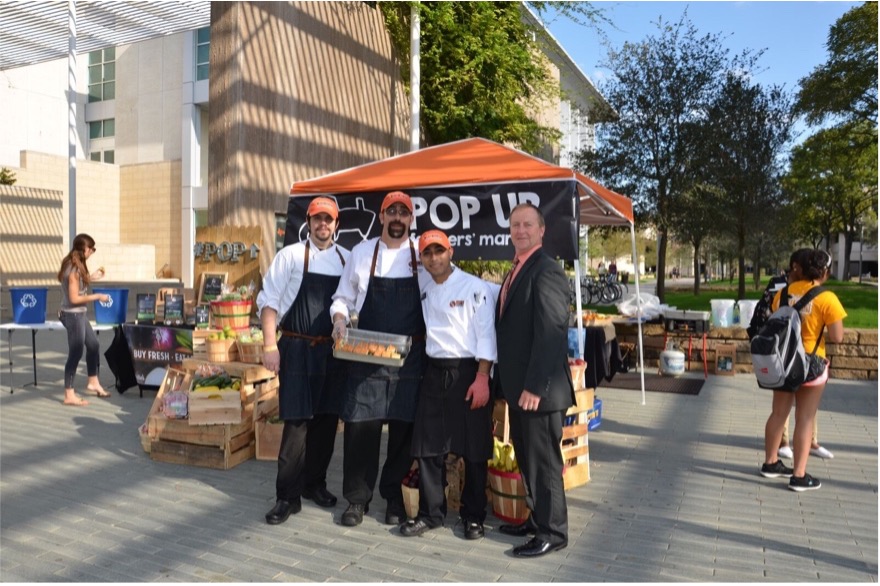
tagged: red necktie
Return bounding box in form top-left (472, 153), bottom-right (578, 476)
top-left (500, 258), bottom-right (520, 313)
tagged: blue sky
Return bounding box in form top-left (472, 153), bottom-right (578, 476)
top-left (545, 1), bottom-right (859, 140)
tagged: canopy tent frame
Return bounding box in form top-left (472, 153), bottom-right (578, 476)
top-left (289, 137), bottom-right (646, 404)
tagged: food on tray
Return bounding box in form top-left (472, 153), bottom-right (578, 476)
top-left (334, 339), bottom-right (402, 359)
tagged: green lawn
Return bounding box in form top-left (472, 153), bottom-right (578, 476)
top-left (581, 278), bottom-right (877, 329)
top-left (662, 280), bottom-right (877, 329)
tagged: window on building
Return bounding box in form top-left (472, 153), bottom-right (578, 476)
top-left (196, 27), bottom-right (210, 81)
top-left (88, 47), bottom-right (116, 102)
top-left (89, 119), bottom-right (115, 139)
top-left (89, 150), bottom-right (115, 164)
top-left (89, 118), bottom-right (115, 163)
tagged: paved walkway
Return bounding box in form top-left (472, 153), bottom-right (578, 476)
top-left (1, 329), bottom-right (876, 582)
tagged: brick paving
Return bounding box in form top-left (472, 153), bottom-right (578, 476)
top-left (1, 329), bottom-right (876, 582)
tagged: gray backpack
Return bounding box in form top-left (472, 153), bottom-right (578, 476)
top-left (750, 285), bottom-right (825, 391)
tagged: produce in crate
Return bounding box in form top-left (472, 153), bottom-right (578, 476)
top-left (218, 282), bottom-right (256, 302)
top-left (191, 371), bottom-right (240, 394)
top-left (488, 437), bottom-right (519, 473)
top-left (208, 325), bottom-right (239, 341)
top-left (237, 327), bottom-right (265, 344)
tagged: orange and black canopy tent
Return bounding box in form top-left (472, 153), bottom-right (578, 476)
top-left (288, 137), bottom-right (633, 260)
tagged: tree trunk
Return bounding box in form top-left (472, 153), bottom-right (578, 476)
top-left (737, 230), bottom-right (747, 300)
top-left (843, 231), bottom-right (855, 280)
top-left (656, 229), bottom-right (668, 302)
top-left (692, 240), bottom-right (701, 295)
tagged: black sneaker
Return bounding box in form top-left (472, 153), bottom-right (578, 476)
top-left (760, 461), bottom-right (794, 478)
top-left (789, 473), bottom-right (822, 492)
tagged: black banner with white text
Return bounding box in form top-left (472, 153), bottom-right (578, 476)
top-left (284, 181), bottom-right (579, 260)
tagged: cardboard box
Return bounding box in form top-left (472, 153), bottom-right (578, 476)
top-left (715, 343), bottom-right (737, 376)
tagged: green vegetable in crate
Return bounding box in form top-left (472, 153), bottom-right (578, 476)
top-left (193, 374), bottom-right (234, 389)
top-left (175, 331), bottom-right (193, 351)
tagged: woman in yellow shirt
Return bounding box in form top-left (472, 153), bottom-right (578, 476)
top-left (761, 249), bottom-right (846, 491)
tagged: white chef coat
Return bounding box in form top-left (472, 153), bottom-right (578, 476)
top-left (257, 238), bottom-right (349, 319)
top-left (421, 266), bottom-right (497, 362)
top-left (329, 236), bottom-right (431, 322)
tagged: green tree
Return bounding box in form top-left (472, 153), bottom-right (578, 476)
top-left (786, 122), bottom-right (878, 280)
top-left (669, 183), bottom-right (720, 295)
top-left (381, 2), bottom-right (560, 154)
top-left (702, 71), bottom-right (794, 299)
top-left (0, 167), bottom-right (16, 185)
top-left (795, 2), bottom-right (878, 130)
top-left (574, 14), bottom-right (733, 302)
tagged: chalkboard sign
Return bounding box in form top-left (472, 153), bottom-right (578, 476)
top-left (136, 293), bottom-right (157, 323)
top-left (195, 304), bottom-right (211, 329)
top-left (164, 294), bottom-right (185, 325)
top-left (198, 272), bottom-right (227, 304)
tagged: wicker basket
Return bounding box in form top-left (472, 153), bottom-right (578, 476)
top-left (210, 300), bottom-right (252, 331)
top-left (488, 467), bottom-right (530, 523)
top-left (206, 338), bottom-right (239, 363)
top-left (236, 340), bottom-right (264, 364)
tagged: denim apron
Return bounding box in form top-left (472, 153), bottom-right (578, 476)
top-left (277, 241), bottom-right (347, 419)
top-left (339, 240), bottom-right (426, 423)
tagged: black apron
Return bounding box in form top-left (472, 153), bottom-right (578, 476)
top-left (340, 240), bottom-right (426, 423)
top-left (277, 242), bottom-right (347, 420)
top-left (411, 357), bottom-right (492, 461)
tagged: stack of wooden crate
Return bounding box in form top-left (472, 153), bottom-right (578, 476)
top-left (144, 359), bottom-right (276, 470)
top-left (491, 385), bottom-right (592, 489)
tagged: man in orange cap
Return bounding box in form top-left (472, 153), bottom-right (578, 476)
top-left (257, 196), bottom-right (350, 525)
top-left (397, 230), bottom-right (496, 540)
top-left (330, 190), bottom-right (430, 528)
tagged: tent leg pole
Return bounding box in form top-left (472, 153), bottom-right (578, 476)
top-left (631, 224), bottom-right (646, 406)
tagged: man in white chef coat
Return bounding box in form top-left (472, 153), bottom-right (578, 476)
top-left (398, 230), bottom-right (496, 540)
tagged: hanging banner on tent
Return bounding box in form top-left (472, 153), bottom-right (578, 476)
top-left (285, 181), bottom-right (579, 261)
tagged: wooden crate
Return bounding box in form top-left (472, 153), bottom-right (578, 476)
top-left (192, 329), bottom-right (221, 360)
top-left (188, 388), bottom-right (245, 426)
top-left (253, 377), bottom-right (282, 460)
top-left (183, 358), bottom-right (275, 385)
top-left (145, 367), bottom-right (257, 470)
top-left (150, 435), bottom-right (255, 470)
top-left (492, 388), bottom-right (592, 491)
top-left (561, 388), bottom-right (592, 490)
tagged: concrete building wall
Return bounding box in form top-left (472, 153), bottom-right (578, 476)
top-left (120, 161), bottom-right (182, 277)
top-left (208, 1), bottom-right (410, 272)
top-left (115, 36), bottom-right (185, 164)
top-left (0, 151), bottom-right (161, 283)
top-left (0, 59), bottom-right (89, 167)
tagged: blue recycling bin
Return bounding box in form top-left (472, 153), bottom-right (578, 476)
top-left (93, 288), bottom-right (129, 324)
top-left (10, 287), bottom-right (48, 324)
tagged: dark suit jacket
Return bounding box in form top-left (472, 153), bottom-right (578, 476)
top-left (495, 248), bottom-right (576, 413)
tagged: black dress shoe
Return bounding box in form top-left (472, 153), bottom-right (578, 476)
top-left (399, 517), bottom-right (439, 537)
top-left (512, 537), bottom-right (568, 558)
top-left (265, 499), bottom-right (302, 525)
top-left (384, 499), bottom-right (406, 525)
top-left (463, 520), bottom-right (485, 540)
top-left (498, 520), bottom-right (536, 537)
top-left (341, 503), bottom-right (369, 527)
top-left (303, 486), bottom-right (338, 508)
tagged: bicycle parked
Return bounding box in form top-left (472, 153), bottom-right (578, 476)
top-left (570, 274), bottom-right (622, 305)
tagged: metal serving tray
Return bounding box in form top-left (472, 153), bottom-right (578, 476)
top-left (333, 328), bottom-right (411, 368)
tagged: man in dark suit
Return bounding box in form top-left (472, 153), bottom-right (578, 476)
top-left (494, 203), bottom-right (576, 558)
